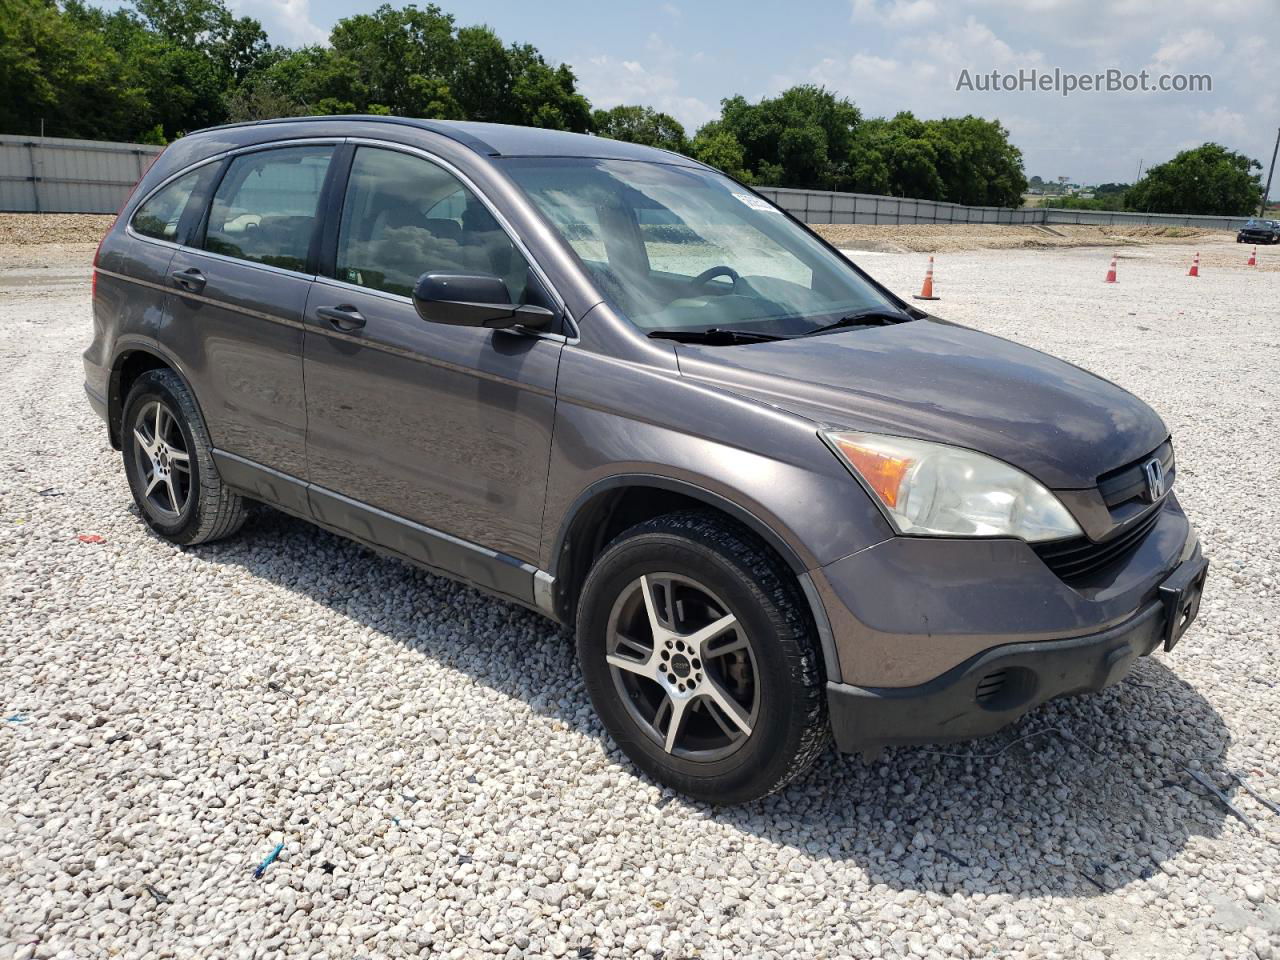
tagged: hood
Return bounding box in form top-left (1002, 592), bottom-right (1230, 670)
top-left (675, 318), bottom-right (1168, 490)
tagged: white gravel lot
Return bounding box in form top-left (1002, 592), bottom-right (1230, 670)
top-left (1, 235), bottom-right (1278, 960)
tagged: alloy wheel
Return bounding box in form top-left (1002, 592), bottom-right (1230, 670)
top-left (131, 400), bottom-right (192, 521)
top-left (606, 573), bottom-right (760, 761)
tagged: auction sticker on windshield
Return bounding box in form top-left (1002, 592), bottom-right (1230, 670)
top-left (733, 193), bottom-right (781, 212)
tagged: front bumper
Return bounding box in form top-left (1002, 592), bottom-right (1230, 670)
top-left (812, 493), bottom-right (1195, 688)
top-left (826, 546), bottom-right (1207, 755)
top-left (85, 382), bottom-right (109, 423)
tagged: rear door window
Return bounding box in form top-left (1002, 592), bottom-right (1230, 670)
top-left (333, 146), bottom-right (530, 302)
top-left (202, 145), bottom-right (334, 272)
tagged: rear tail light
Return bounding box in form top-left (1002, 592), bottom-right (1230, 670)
top-left (92, 229), bottom-right (107, 299)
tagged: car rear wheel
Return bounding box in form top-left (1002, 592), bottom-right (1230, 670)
top-left (576, 512), bottom-right (829, 804)
top-left (121, 369), bottom-right (246, 545)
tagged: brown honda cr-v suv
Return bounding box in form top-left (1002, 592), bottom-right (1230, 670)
top-left (85, 116), bottom-right (1208, 803)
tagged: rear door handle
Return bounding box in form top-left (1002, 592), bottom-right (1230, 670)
top-left (170, 268), bottom-right (207, 293)
top-left (316, 305), bottom-right (367, 332)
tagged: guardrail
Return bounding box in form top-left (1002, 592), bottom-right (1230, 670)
top-left (0, 135), bottom-right (164, 214)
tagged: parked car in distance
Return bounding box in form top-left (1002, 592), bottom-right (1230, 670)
top-left (86, 117), bottom-right (1209, 803)
top-left (1237, 218), bottom-right (1280, 244)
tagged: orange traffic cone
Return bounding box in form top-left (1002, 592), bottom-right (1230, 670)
top-left (1247, 246), bottom-right (1257, 266)
top-left (1105, 253), bottom-right (1117, 283)
top-left (913, 256), bottom-right (940, 301)
top-left (1188, 252), bottom-right (1200, 277)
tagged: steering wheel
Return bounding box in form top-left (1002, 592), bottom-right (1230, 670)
top-left (692, 265), bottom-right (740, 289)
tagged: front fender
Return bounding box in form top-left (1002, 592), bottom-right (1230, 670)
top-left (543, 347), bottom-right (894, 572)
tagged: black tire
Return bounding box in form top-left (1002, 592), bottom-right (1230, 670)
top-left (576, 511), bottom-right (829, 804)
top-left (121, 368), bottom-right (246, 545)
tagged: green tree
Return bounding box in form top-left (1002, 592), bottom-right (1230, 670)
top-left (688, 124), bottom-right (751, 182)
top-left (243, 7), bottom-right (590, 130)
top-left (505, 48), bottom-right (590, 131)
top-left (243, 45), bottom-right (357, 114)
top-left (1042, 194), bottom-right (1127, 211)
top-left (326, 3), bottom-right (459, 117)
top-left (841, 111), bottom-right (1026, 206)
top-left (224, 76), bottom-right (309, 122)
top-left (921, 115), bottom-right (1026, 206)
top-left (0, 0), bottom-right (149, 140)
top-left (129, 0), bottom-right (269, 84)
top-left (1125, 143), bottom-right (1262, 215)
top-left (451, 25), bottom-right (513, 121)
top-left (705, 85), bottom-right (862, 189)
top-left (849, 113), bottom-right (943, 199)
top-left (592, 104), bottom-right (687, 152)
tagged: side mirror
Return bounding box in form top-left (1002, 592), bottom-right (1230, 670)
top-left (412, 273), bottom-right (554, 331)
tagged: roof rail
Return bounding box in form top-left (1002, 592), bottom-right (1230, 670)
top-left (186, 115), bottom-right (499, 155)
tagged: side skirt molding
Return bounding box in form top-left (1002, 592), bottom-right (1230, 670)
top-left (211, 449), bottom-right (559, 620)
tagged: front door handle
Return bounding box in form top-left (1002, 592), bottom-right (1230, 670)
top-left (316, 305), bottom-right (367, 332)
top-left (170, 268), bottom-right (207, 293)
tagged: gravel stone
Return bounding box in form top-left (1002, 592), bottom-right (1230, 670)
top-left (2, 234), bottom-right (1279, 958)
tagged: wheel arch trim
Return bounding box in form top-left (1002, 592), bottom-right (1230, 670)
top-left (547, 473), bottom-right (842, 681)
top-left (108, 337), bottom-right (207, 447)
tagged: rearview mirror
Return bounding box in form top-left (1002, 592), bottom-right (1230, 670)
top-left (412, 273), bottom-right (554, 331)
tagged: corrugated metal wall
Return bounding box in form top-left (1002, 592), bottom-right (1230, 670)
top-left (0, 134), bottom-right (1257, 231)
top-left (756, 187), bottom-right (1045, 225)
top-left (0, 135), bottom-right (164, 214)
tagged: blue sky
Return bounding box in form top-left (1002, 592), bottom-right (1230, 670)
top-left (223, 0), bottom-right (1278, 193)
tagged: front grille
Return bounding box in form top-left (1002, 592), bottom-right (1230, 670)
top-left (1034, 504), bottom-right (1163, 584)
top-left (1097, 440), bottom-right (1174, 509)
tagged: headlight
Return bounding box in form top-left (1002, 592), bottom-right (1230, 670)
top-left (822, 431), bottom-right (1082, 542)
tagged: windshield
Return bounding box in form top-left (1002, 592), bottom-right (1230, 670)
top-left (499, 157), bottom-right (898, 337)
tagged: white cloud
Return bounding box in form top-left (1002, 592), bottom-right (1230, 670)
top-left (850, 0), bottom-right (939, 27)
top-left (921, 17), bottom-right (1045, 69)
top-left (229, 0), bottom-right (327, 46)
top-left (1148, 28), bottom-right (1224, 72)
top-left (799, 1), bottom-right (1277, 191)
top-left (574, 54), bottom-right (717, 131)
top-left (1194, 107), bottom-right (1249, 142)
top-left (570, 0), bottom-right (1275, 193)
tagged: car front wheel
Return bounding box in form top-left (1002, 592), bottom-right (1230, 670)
top-left (576, 512), bottom-right (829, 804)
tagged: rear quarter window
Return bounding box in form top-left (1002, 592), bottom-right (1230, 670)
top-left (131, 167), bottom-right (214, 242)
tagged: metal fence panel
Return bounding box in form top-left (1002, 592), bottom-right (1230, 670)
top-left (1, 135), bottom-right (164, 213)
top-left (749, 184), bottom-right (1254, 232)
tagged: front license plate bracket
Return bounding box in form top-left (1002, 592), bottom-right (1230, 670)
top-left (1158, 556), bottom-right (1209, 652)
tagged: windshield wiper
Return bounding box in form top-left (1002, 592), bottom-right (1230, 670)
top-left (800, 306), bottom-right (914, 337)
top-left (648, 328), bottom-right (789, 345)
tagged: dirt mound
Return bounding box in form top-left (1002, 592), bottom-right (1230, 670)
top-left (0, 214), bottom-right (116, 246)
top-left (813, 222), bottom-right (1225, 253)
